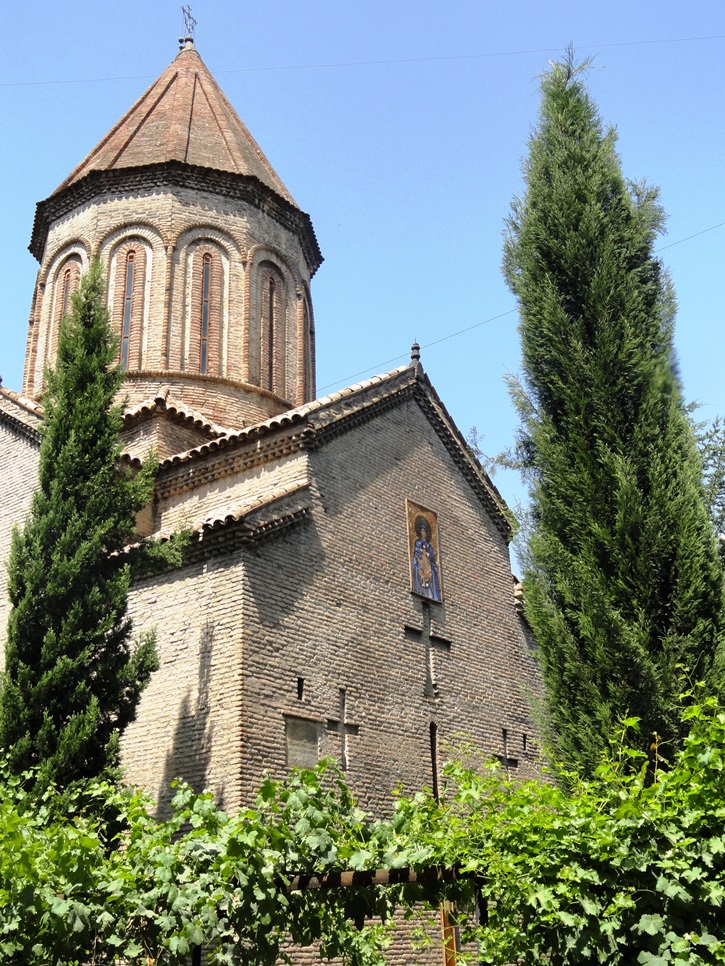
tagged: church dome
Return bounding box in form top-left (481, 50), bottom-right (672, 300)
top-left (23, 38), bottom-right (322, 429)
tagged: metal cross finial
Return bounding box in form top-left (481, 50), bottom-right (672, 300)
top-left (181, 5), bottom-right (197, 38)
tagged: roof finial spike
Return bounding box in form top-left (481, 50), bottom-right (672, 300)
top-left (411, 341), bottom-right (421, 364)
top-left (179, 4), bottom-right (197, 49)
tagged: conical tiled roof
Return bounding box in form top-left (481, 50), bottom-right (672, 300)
top-left (51, 38), bottom-right (296, 207)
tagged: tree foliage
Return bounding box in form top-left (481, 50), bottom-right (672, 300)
top-left (0, 261), bottom-right (158, 792)
top-left (698, 415), bottom-right (725, 548)
top-left (425, 697), bottom-right (725, 965)
top-left (502, 51), bottom-right (724, 773)
top-left (0, 762), bottom-right (404, 965)
top-left (2, 700), bottom-right (725, 964)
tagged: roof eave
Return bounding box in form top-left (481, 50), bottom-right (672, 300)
top-left (29, 161), bottom-right (323, 276)
top-left (149, 364), bottom-right (513, 542)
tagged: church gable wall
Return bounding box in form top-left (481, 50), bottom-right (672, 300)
top-left (121, 413), bottom-right (215, 464)
top-left (236, 399), bottom-right (541, 815)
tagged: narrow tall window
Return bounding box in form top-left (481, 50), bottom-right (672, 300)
top-left (429, 722), bottom-right (440, 802)
top-left (50, 255), bottom-right (82, 367)
top-left (267, 276), bottom-right (275, 389)
top-left (303, 299), bottom-right (313, 400)
top-left (187, 245), bottom-right (222, 375)
top-left (60, 269), bottom-right (72, 320)
top-left (121, 252), bottom-right (135, 369)
top-left (257, 263), bottom-right (284, 394)
top-left (200, 254), bottom-right (212, 374)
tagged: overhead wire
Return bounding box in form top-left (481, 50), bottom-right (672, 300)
top-left (3, 30), bottom-right (723, 394)
top-left (318, 219), bottom-right (725, 392)
top-left (1, 33), bottom-right (724, 88)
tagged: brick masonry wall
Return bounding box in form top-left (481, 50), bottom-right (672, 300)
top-left (114, 395), bottom-right (542, 964)
top-left (121, 414), bottom-right (212, 463)
top-left (234, 398), bottom-right (541, 816)
top-left (153, 450), bottom-right (310, 535)
top-left (24, 184), bottom-right (313, 423)
top-left (122, 556), bottom-right (247, 815)
top-left (0, 425), bottom-right (39, 662)
top-left (0, 393), bottom-right (541, 966)
top-left (120, 373), bottom-right (289, 430)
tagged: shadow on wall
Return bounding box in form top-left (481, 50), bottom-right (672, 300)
top-left (157, 617), bottom-right (215, 816)
top-left (245, 517), bottom-right (325, 629)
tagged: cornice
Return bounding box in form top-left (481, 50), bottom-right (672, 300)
top-left (307, 381), bottom-right (418, 449)
top-left (156, 429), bottom-right (309, 500)
top-left (122, 389), bottom-right (235, 439)
top-left (0, 389), bottom-right (43, 446)
top-left (30, 162), bottom-right (323, 277)
top-left (182, 504), bottom-right (312, 565)
top-left (145, 362), bottom-right (509, 539)
top-left (136, 484), bottom-right (313, 571)
top-left (153, 371), bottom-right (418, 498)
top-left (0, 407), bottom-right (41, 446)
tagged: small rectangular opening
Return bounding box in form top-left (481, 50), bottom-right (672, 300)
top-left (429, 722), bottom-right (440, 802)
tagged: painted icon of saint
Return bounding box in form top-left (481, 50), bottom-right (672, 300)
top-left (412, 514), bottom-right (441, 602)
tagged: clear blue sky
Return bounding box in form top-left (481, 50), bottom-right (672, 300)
top-left (2, 2), bottom-right (724, 529)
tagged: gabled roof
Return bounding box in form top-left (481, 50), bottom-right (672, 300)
top-left (0, 363), bottom-right (512, 543)
top-left (122, 387), bottom-right (235, 438)
top-left (50, 38), bottom-right (296, 207)
top-left (151, 362), bottom-right (513, 541)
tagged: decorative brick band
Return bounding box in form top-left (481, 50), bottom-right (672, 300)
top-left (0, 408), bottom-right (41, 446)
top-left (31, 163), bottom-right (323, 277)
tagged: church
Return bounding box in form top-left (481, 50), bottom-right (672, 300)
top-left (0, 29), bottom-right (540, 894)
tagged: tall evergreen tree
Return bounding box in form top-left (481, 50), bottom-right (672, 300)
top-left (503, 52), bottom-right (724, 775)
top-left (0, 261), bottom-right (158, 791)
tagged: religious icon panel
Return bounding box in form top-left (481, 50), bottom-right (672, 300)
top-left (406, 500), bottom-right (443, 603)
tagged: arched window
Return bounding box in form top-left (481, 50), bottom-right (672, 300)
top-left (259, 263), bottom-right (285, 396)
top-left (111, 242), bottom-right (147, 371)
top-left (49, 255), bottom-right (82, 364)
top-left (303, 298), bottom-right (315, 401)
top-left (267, 276), bottom-right (276, 389)
top-left (120, 251), bottom-right (135, 368)
top-left (200, 253), bottom-right (212, 374)
top-left (188, 245), bottom-right (222, 376)
top-left (60, 268), bottom-right (73, 319)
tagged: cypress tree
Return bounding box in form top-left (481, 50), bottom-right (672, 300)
top-left (0, 261), bottom-right (158, 791)
top-left (503, 52), bottom-right (724, 775)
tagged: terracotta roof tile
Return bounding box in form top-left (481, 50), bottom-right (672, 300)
top-left (156, 364), bottom-right (414, 468)
top-left (122, 387), bottom-right (236, 437)
top-left (51, 39), bottom-right (296, 207)
top-left (0, 386), bottom-right (44, 422)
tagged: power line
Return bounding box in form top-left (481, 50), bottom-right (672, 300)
top-left (656, 221), bottom-right (725, 252)
top-left (318, 309), bottom-right (516, 392)
top-left (319, 216), bottom-right (725, 393)
top-left (214, 34), bottom-right (725, 75)
top-left (1, 34), bottom-right (724, 88)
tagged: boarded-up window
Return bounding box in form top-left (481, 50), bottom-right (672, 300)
top-left (284, 715), bottom-right (320, 769)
